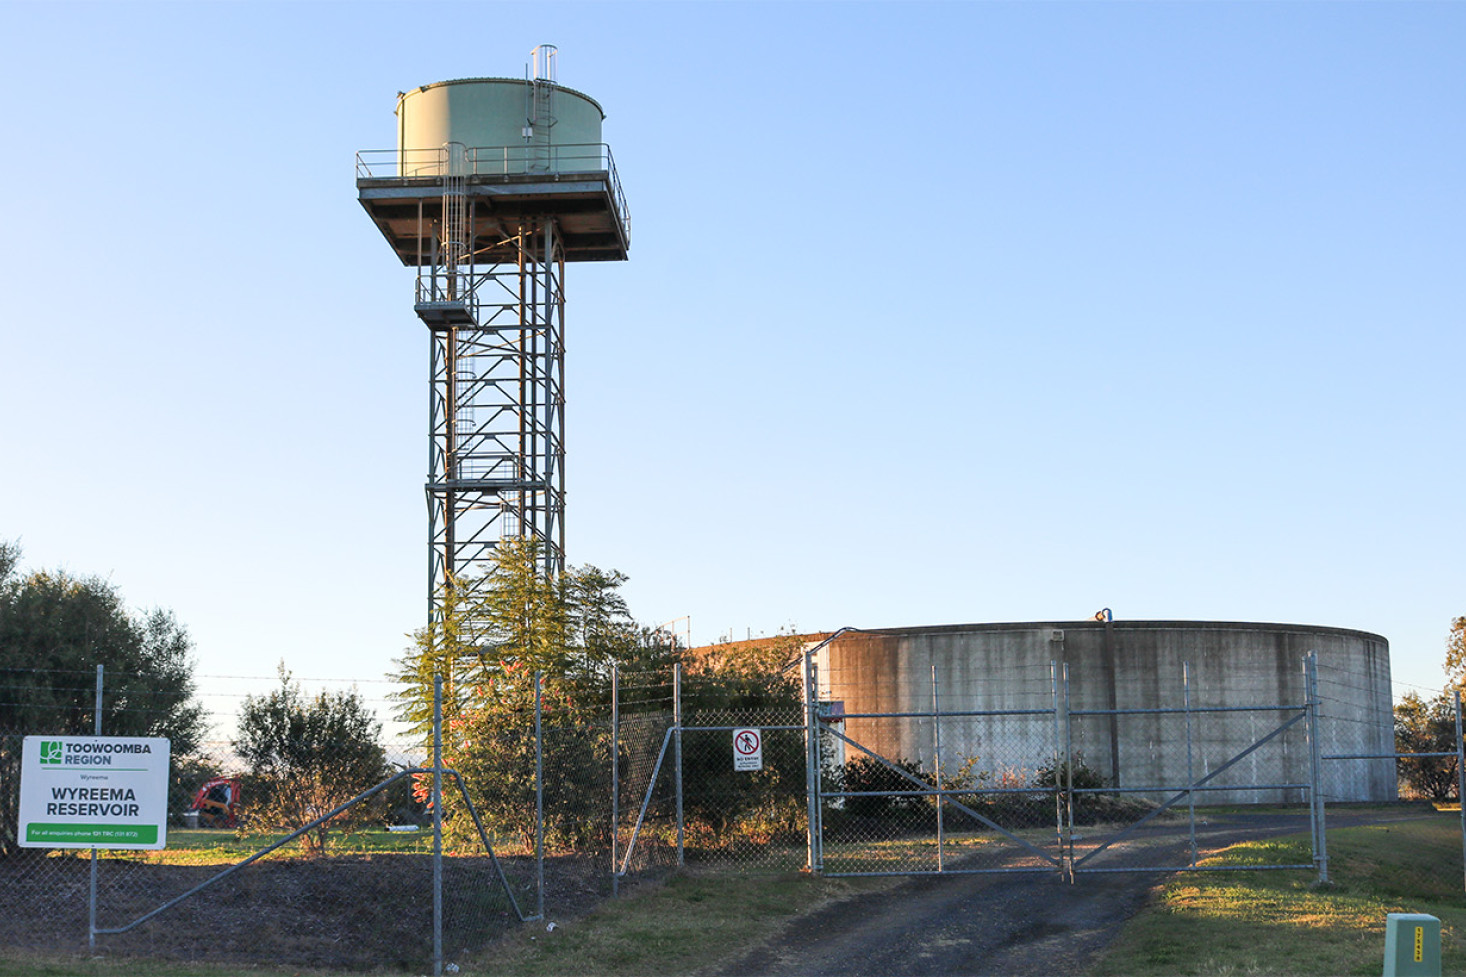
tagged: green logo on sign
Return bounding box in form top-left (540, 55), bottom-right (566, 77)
top-left (39, 740), bottom-right (63, 765)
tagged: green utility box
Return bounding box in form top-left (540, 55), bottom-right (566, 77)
top-left (1383, 913), bottom-right (1440, 977)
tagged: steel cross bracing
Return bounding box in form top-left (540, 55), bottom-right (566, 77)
top-left (419, 205), bottom-right (567, 641)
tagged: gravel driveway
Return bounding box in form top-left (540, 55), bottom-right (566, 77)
top-left (711, 809), bottom-right (1346, 977)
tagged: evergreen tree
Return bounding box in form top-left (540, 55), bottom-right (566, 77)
top-left (0, 541), bottom-right (207, 856)
top-left (390, 540), bottom-right (676, 851)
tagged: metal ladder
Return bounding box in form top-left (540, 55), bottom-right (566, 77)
top-left (528, 45), bottom-right (557, 172)
top-left (440, 142), bottom-right (470, 300)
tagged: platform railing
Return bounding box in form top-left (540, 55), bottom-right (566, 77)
top-left (356, 143), bottom-right (630, 247)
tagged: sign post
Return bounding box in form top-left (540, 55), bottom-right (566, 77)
top-left (733, 728), bottom-right (763, 772)
top-left (19, 736), bottom-right (171, 850)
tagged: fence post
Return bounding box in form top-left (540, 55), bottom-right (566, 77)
top-left (1063, 662), bottom-right (1075, 883)
top-left (1305, 652), bottom-right (1329, 884)
top-left (1051, 662), bottom-right (1063, 867)
top-left (803, 648), bottom-right (819, 874)
top-left (812, 661), bottom-right (823, 871)
top-left (432, 675), bottom-right (443, 976)
top-left (674, 663), bottom-right (684, 867)
top-left (611, 665), bottom-right (619, 897)
top-left (1454, 690), bottom-right (1464, 893)
top-left (535, 671), bottom-right (545, 918)
top-left (1184, 661), bottom-right (1197, 868)
top-left (932, 664), bottom-right (944, 873)
top-left (88, 663), bottom-right (102, 950)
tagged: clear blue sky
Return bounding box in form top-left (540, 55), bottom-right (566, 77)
top-left (1, 1), bottom-right (1461, 740)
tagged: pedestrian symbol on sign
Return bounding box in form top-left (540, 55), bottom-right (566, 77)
top-left (732, 727), bottom-right (763, 772)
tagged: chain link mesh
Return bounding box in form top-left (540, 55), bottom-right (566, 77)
top-left (818, 708), bottom-right (1063, 876)
top-left (6, 656), bottom-right (1466, 969)
top-left (680, 707), bottom-right (808, 872)
top-left (0, 730), bottom-right (464, 969)
top-left (1066, 705), bottom-right (1318, 873)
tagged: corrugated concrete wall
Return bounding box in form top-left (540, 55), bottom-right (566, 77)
top-left (815, 621), bottom-right (1393, 803)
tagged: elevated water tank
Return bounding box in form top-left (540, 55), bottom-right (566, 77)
top-left (396, 77), bottom-right (606, 177)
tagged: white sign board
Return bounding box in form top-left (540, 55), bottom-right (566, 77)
top-left (732, 728), bottom-right (763, 772)
top-left (18, 736), bottom-right (170, 850)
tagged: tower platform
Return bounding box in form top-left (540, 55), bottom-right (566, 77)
top-left (355, 152), bottom-right (631, 265)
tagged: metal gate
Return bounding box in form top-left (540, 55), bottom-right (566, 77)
top-left (1062, 658), bottom-right (1323, 878)
top-left (810, 667), bottom-right (1065, 878)
top-left (611, 652), bottom-right (1330, 885)
top-left (808, 655), bottom-right (1327, 882)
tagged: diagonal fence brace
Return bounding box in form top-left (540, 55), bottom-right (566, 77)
top-left (822, 725), bottom-right (1063, 869)
top-left (92, 764), bottom-right (535, 939)
top-left (1072, 710), bottom-right (1308, 869)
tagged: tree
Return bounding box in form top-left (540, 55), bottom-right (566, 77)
top-left (395, 540), bottom-right (592, 851)
top-left (0, 568), bottom-right (204, 749)
top-left (394, 538), bottom-right (571, 730)
top-left (1393, 618), bottom-right (1466, 802)
top-left (565, 565), bottom-right (637, 677)
top-left (0, 541), bottom-right (18, 583)
top-left (1394, 690), bottom-right (1459, 801)
top-left (0, 541), bottom-right (207, 856)
top-left (393, 580), bottom-right (478, 739)
top-left (234, 667), bottom-right (391, 855)
top-left (1446, 617), bottom-right (1466, 691)
top-left (392, 541), bottom-right (677, 852)
top-left (392, 540), bottom-right (674, 730)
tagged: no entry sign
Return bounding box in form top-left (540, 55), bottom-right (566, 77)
top-left (18, 736), bottom-right (170, 850)
top-left (732, 728), bottom-right (763, 772)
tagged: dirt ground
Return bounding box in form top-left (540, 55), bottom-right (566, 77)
top-left (0, 849), bottom-right (608, 972)
top-left (714, 867), bottom-right (1156, 977)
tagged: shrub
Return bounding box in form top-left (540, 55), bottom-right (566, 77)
top-left (836, 754), bottom-right (930, 817)
top-left (234, 668), bottom-right (391, 855)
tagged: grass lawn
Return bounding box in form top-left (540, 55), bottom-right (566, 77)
top-left (32, 826), bottom-right (438, 867)
top-left (1094, 815), bottom-right (1466, 976)
top-left (0, 955), bottom-right (304, 977)
top-left (460, 870), bottom-right (896, 977)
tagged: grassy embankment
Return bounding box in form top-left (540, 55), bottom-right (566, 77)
top-left (1094, 811), bottom-right (1466, 976)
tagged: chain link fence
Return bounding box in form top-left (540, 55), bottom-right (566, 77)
top-left (805, 651), bottom-right (1391, 885)
top-left (816, 698), bottom-right (1063, 877)
top-left (678, 706), bottom-right (809, 872)
top-left (0, 662), bottom-right (699, 971)
top-left (1313, 658), bottom-right (1466, 901)
top-left (1066, 701), bottom-right (1318, 875)
top-left (611, 670), bottom-right (678, 887)
top-left (7, 651), bottom-right (1466, 971)
top-left (0, 665), bottom-right (627, 972)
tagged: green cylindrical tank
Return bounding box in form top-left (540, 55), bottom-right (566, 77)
top-left (395, 77), bottom-right (606, 177)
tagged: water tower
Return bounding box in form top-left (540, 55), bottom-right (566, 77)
top-left (356, 46), bottom-right (630, 636)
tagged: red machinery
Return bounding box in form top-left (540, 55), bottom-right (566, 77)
top-left (186, 776), bottom-right (241, 828)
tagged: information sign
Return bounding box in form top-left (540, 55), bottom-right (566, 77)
top-left (18, 736), bottom-right (170, 850)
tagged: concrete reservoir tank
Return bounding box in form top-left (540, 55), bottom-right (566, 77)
top-left (812, 620), bottom-right (1394, 804)
top-left (396, 77), bottom-right (606, 177)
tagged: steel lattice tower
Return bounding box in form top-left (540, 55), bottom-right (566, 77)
top-left (356, 50), bottom-right (629, 638)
